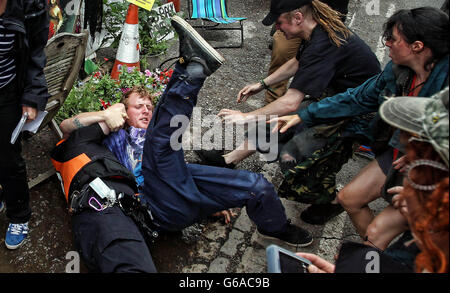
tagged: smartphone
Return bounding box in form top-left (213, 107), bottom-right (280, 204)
top-left (266, 244), bottom-right (312, 273)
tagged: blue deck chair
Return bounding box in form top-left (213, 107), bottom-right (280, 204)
top-left (187, 0), bottom-right (246, 48)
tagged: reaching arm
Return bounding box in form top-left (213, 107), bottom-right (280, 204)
top-left (298, 70), bottom-right (387, 127)
top-left (268, 114), bottom-right (302, 134)
top-left (220, 88), bottom-right (305, 124)
top-left (59, 103), bottom-right (128, 138)
top-left (265, 57), bottom-right (300, 87)
top-left (237, 57), bottom-right (300, 103)
top-left (249, 88), bottom-right (304, 116)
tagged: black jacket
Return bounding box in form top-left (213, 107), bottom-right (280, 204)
top-left (51, 124), bottom-right (138, 204)
top-left (3, 0), bottom-right (50, 111)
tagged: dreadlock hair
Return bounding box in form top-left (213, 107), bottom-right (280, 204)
top-left (121, 85), bottom-right (154, 109)
top-left (286, 0), bottom-right (352, 47)
top-left (401, 136), bottom-right (449, 273)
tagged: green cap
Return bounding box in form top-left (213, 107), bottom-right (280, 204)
top-left (379, 87), bottom-right (449, 167)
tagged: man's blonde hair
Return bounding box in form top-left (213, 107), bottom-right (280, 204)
top-left (121, 85), bottom-right (153, 108)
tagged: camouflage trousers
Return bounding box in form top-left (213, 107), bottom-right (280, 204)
top-left (277, 131), bottom-right (355, 205)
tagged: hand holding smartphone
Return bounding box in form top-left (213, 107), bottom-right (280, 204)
top-left (266, 245), bottom-right (312, 273)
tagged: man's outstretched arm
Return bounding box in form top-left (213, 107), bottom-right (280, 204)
top-left (237, 58), bottom-right (300, 103)
top-left (219, 88), bottom-right (305, 124)
top-left (59, 103), bottom-right (128, 138)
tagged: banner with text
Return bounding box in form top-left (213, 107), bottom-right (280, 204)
top-left (126, 0), bottom-right (156, 11)
top-left (150, 2), bottom-right (176, 41)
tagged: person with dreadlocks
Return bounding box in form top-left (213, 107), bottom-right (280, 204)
top-left (270, 7), bottom-right (449, 251)
top-left (196, 0), bottom-right (380, 226)
top-left (265, 0), bottom-right (350, 103)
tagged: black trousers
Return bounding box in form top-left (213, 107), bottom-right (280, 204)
top-left (0, 80), bottom-right (31, 223)
top-left (72, 206), bottom-right (157, 273)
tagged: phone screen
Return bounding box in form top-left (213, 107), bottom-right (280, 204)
top-left (279, 251), bottom-right (309, 273)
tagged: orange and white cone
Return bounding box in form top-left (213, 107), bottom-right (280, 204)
top-left (111, 3), bottom-right (140, 80)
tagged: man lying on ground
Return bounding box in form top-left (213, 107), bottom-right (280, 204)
top-left (53, 16), bottom-right (315, 272)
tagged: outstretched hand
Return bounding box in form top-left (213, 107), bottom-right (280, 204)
top-left (268, 114), bottom-right (301, 133)
top-left (237, 83), bottom-right (263, 103)
top-left (218, 109), bottom-right (256, 125)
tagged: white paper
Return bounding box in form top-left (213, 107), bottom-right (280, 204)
top-left (23, 110), bottom-right (48, 134)
top-left (10, 111), bottom-right (48, 144)
top-left (10, 112), bottom-right (28, 144)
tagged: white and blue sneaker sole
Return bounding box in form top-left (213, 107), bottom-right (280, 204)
top-left (5, 239), bottom-right (27, 250)
top-left (5, 224), bottom-right (29, 250)
top-left (170, 15), bottom-right (225, 65)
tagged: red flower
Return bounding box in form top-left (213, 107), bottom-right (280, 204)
top-left (99, 99), bottom-right (111, 110)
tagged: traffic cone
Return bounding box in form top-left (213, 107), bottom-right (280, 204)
top-left (111, 3), bottom-right (140, 80)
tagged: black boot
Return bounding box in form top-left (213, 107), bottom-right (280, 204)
top-left (170, 16), bottom-right (225, 75)
top-left (257, 220), bottom-right (313, 247)
top-left (300, 202), bottom-right (344, 225)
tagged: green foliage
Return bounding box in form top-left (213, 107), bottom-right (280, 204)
top-left (55, 2), bottom-right (178, 125)
top-left (55, 65), bottom-right (173, 124)
top-left (55, 72), bottom-right (120, 124)
top-left (102, 0), bottom-right (176, 55)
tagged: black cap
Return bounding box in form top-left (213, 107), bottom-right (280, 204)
top-left (262, 0), bottom-right (313, 26)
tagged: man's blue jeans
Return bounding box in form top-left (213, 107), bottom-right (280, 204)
top-left (142, 64), bottom-right (288, 233)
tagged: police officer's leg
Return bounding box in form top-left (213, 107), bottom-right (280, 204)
top-left (187, 163), bottom-right (288, 234)
top-left (142, 62), bottom-right (289, 233)
top-left (72, 206), bottom-right (156, 273)
top-left (141, 63), bottom-right (211, 230)
top-left (142, 16), bottom-right (226, 230)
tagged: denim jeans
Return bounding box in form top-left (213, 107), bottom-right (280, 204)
top-left (142, 64), bottom-right (288, 233)
top-left (0, 80), bottom-right (31, 223)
